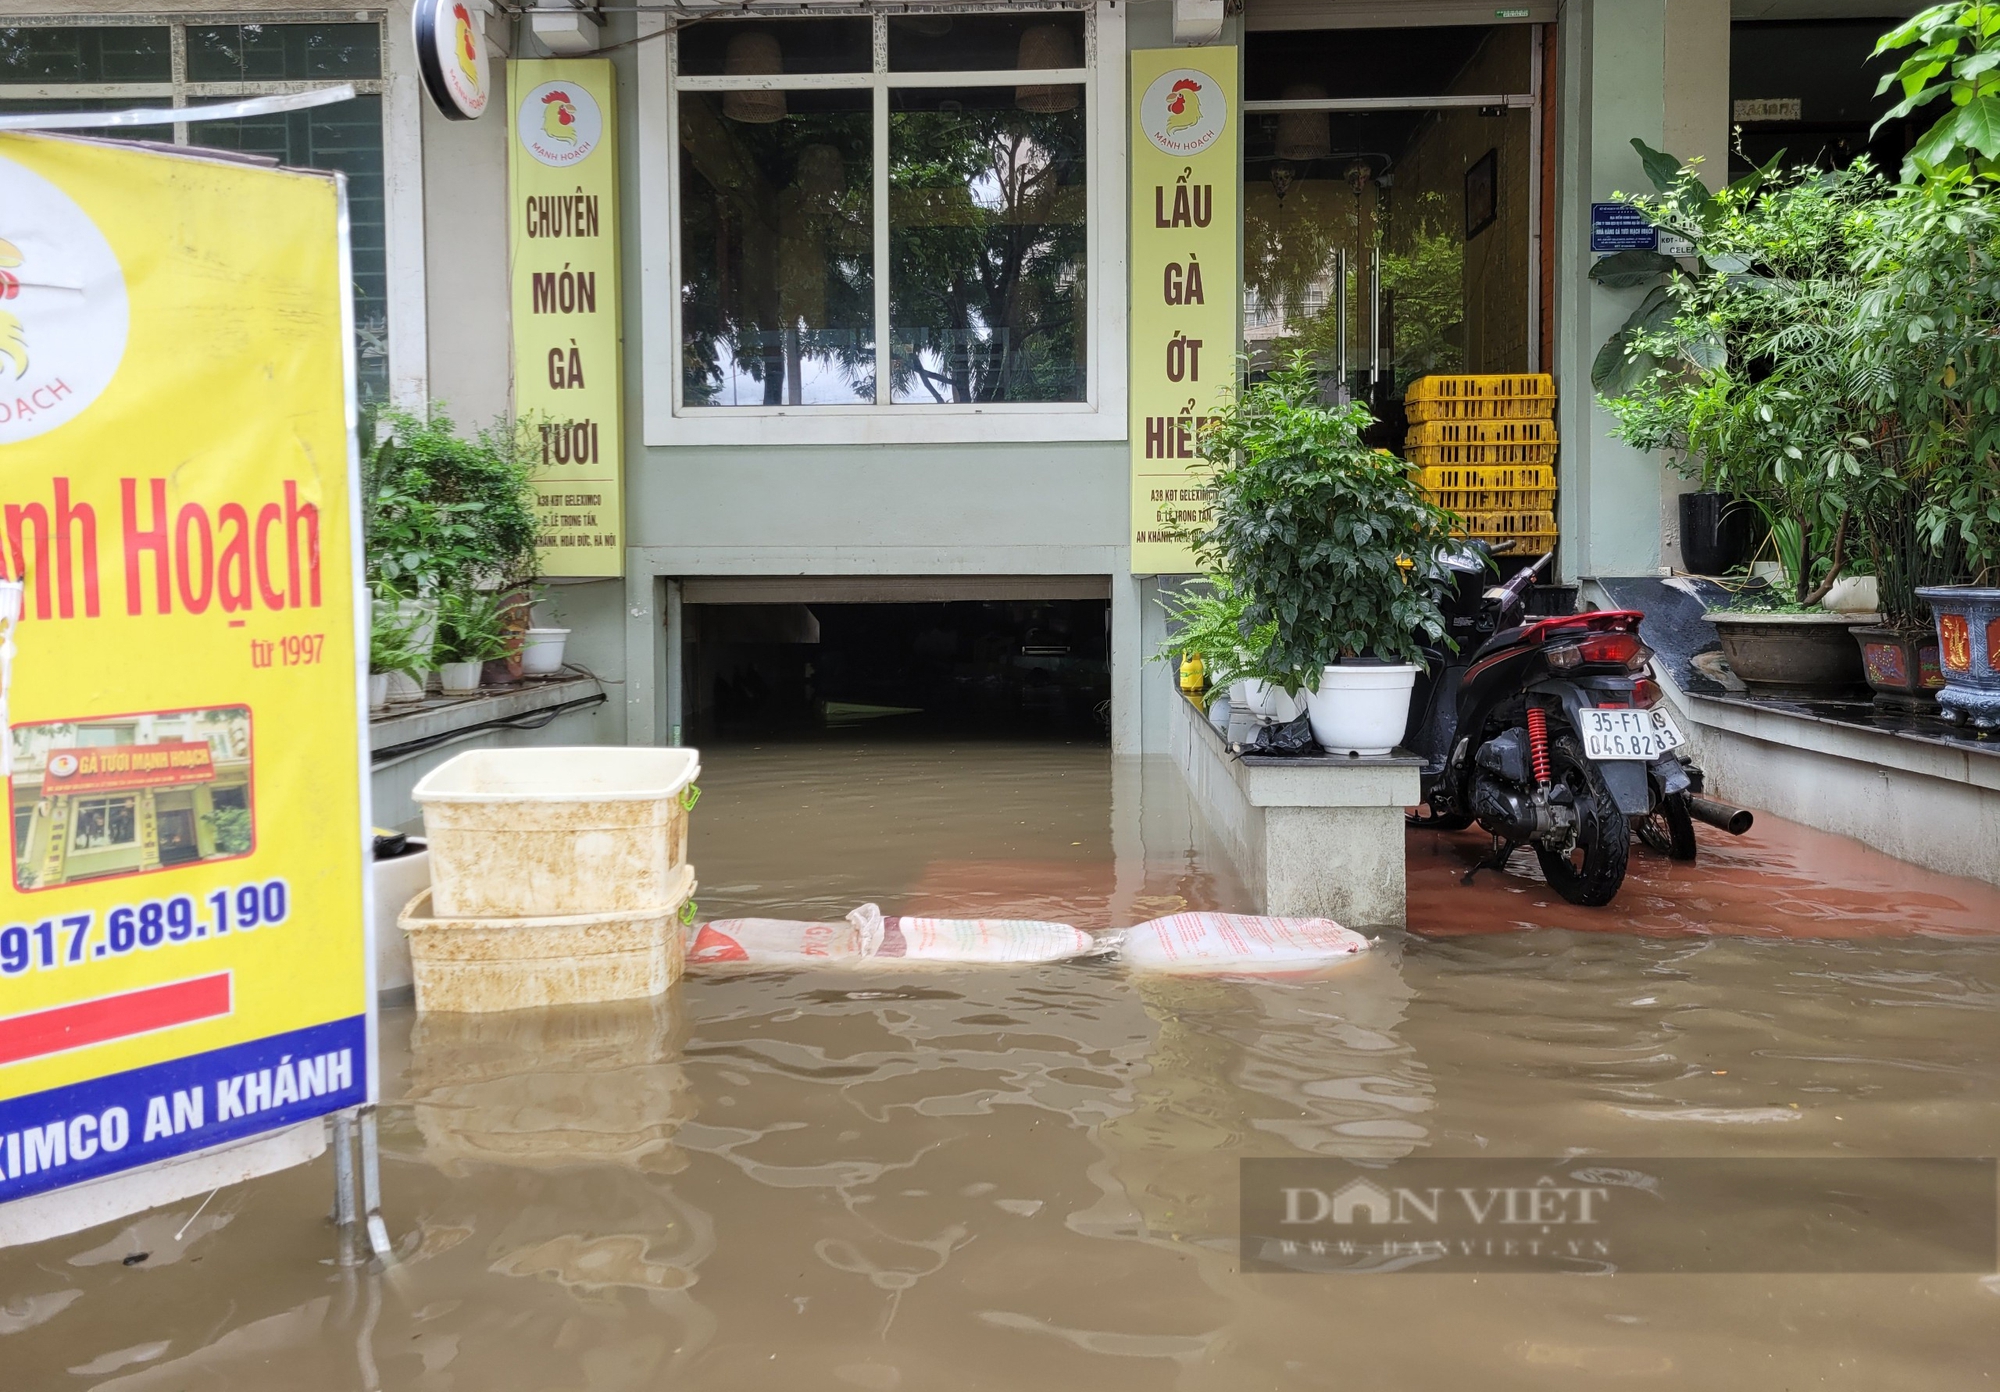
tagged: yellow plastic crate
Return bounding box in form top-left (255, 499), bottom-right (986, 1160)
top-left (1452, 508), bottom-right (1558, 556)
top-left (1405, 418), bottom-right (1557, 447)
top-left (1415, 464), bottom-right (1556, 511)
top-left (1405, 373), bottom-right (1556, 402)
top-left (1407, 441), bottom-right (1558, 468)
top-left (1406, 394), bottom-right (1556, 423)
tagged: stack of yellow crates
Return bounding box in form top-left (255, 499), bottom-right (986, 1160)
top-left (1403, 374), bottom-right (1557, 555)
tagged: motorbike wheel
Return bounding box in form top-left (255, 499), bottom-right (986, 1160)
top-left (1534, 733), bottom-right (1630, 907)
top-left (1635, 793), bottom-right (1698, 862)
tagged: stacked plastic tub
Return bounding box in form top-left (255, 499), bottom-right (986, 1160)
top-left (1404, 373), bottom-right (1558, 556)
top-left (401, 747), bottom-right (699, 1012)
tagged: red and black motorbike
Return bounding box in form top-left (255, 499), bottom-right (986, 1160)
top-left (1405, 548), bottom-right (1732, 907)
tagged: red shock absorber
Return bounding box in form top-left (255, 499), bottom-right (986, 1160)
top-left (1525, 705), bottom-right (1552, 786)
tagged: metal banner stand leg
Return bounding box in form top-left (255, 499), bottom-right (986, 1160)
top-left (331, 1111), bottom-right (359, 1266)
top-left (360, 1106), bottom-right (393, 1259)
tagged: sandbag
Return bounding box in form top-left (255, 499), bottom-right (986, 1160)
top-left (687, 903), bottom-right (885, 966)
top-left (1119, 912), bottom-right (1370, 973)
top-left (880, 916), bottom-right (1099, 964)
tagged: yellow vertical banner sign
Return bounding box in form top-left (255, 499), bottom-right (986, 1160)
top-left (0, 134), bottom-right (370, 1206)
top-left (1129, 46), bottom-right (1240, 576)
top-left (509, 59), bottom-right (625, 579)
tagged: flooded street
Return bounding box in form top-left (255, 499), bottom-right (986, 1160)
top-left (7, 738), bottom-right (2000, 1389)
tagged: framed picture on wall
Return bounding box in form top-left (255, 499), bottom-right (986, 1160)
top-left (1465, 149), bottom-right (1497, 238)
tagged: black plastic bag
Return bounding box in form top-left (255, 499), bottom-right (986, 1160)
top-left (1235, 712), bottom-right (1318, 758)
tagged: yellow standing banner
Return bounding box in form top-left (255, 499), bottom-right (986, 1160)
top-left (509, 59), bottom-right (625, 579)
top-left (0, 134), bottom-right (370, 1206)
top-left (1129, 47), bottom-right (1241, 576)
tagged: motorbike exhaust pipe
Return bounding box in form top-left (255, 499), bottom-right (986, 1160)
top-left (1687, 795), bottom-right (1754, 836)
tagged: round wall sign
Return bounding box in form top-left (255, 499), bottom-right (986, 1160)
top-left (0, 154), bottom-right (131, 446)
top-left (1139, 68), bottom-right (1227, 157)
top-left (414, 0), bottom-right (490, 121)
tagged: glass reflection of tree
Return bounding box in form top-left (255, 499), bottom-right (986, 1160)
top-left (1246, 169), bottom-right (1465, 382)
top-left (891, 105), bottom-right (1086, 403)
top-left (679, 95), bottom-right (873, 405)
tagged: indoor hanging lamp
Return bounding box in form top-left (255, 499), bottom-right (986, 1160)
top-left (1274, 83), bottom-right (1331, 162)
top-left (722, 30), bottom-right (786, 123)
top-left (1015, 23), bottom-right (1079, 113)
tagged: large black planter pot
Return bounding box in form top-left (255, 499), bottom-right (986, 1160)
top-left (1706, 610), bottom-right (1874, 699)
top-left (1916, 584), bottom-right (2000, 731)
top-left (1678, 492), bottom-right (1756, 575)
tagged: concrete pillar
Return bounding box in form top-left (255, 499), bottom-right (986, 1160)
top-left (1554, 0), bottom-right (1729, 583)
top-left (1112, 573), bottom-right (1144, 754)
top-left (622, 565), bottom-right (661, 746)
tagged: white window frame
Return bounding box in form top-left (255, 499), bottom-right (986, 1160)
top-left (639, 2), bottom-right (1127, 446)
top-left (0, 10), bottom-right (429, 408)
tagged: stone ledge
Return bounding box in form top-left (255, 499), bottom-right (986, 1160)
top-left (1189, 696), bottom-right (1423, 805)
top-left (1681, 688), bottom-right (2000, 794)
top-left (1169, 689), bottom-right (1414, 926)
top-left (368, 676), bottom-right (606, 761)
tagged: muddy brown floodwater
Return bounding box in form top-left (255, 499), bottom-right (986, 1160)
top-left (7, 737), bottom-right (2000, 1389)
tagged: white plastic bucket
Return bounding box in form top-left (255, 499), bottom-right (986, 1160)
top-left (414, 746), bottom-right (699, 917)
top-left (1303, 664), bottom-right (1418, 756)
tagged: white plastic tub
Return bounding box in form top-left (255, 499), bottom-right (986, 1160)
top-left (399, 864), bottom-right (692, 1012)
top-left (413, 746), bottom-right (699, 918)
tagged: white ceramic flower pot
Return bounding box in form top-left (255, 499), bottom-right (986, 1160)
top-left (368, 672), bottom-right (391, 712)
top-left (1304, 663), bottom-right (1419, 756)
top-left (1243, 678), bottom-right (1302, 723)
top-left (1820, 574), bottom-right (1880, 614)
top-left (520, 627), bottom-right (570, 677)
top-left (1207, 692), bottom-right (1231, 732)
top-left (384, 669), bottom-right (426, 704)
top-left (439, 660), bottom-right (484, 695)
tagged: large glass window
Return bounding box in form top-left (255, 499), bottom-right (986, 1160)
top-left (72, 797), bottom-right (137, 850)
top-left (0, 21), bottom-right (390, 404)
top-left (889, 87), bottom-right (1086, 404)
top-left (674, 9), bottom-right (1091, 411)
top-left (680, 89), bottom-right (873, 405)
top-left (1243, 24), bottom-right (1536, 443)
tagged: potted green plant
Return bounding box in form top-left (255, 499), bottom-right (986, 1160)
top-left (1154, 576), bottom-right (1282, 726)
top-left (369, 603), bottom-right (428, 711)
top-left (1595, 146), bottom-right (1881, 696)
top-left (1195, 351), bottom-right (1457, 755)
top-left (521, 588), bottom-right (570, 678)
top-left (362, 407), bottom-right (542, 688)
top-left (1843, 152), bottom-right (2000, 722)
top-left (434, 587), bottom-right (516, 696)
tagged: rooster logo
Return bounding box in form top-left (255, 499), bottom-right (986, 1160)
top-left (1165, 78), bottom-right (1203, 135)
top-left (451, 4), bottom-right (482, 96)
top-left (541, 89), bottom-right (578, 145)
top-left (0, 237), bottom-right (24, 379)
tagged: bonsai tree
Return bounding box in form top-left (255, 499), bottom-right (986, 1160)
top-left (1193, 350), bottom-right (1458, 688)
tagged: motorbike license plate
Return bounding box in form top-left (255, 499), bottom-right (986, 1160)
top-left (1580, 706), bottom-right (1687, 760)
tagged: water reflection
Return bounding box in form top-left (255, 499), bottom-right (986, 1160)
top-left (3, 741), bottom-right (1998, 1390)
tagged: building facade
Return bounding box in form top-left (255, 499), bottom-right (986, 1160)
top-left (6, 0), bottom-right (1898, 759)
